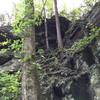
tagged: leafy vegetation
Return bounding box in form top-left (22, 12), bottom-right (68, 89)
top-left (0, 72), bottom-right (20, 100)
top-left (9, 40), bottom-right (23, 58)
top-left (67, 27), bottom-right (100, 53)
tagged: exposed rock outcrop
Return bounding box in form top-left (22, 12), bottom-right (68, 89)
top-left (0, 59), bottom-right (22, 72)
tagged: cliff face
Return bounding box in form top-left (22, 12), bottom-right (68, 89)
top-left (86, 1), bottom-right (100, 26)
top-left (35, 16), bottom-right (71, 49)
top-left (0, 1), bottom-right (100, 100)
top-left (36, 2), bottom-right (100, 99)
top-left (0, 16), bottom-right (71, 65)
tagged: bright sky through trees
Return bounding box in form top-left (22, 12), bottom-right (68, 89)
top-left (0, 0), bottom-right (84, 15)
top-left (58, 0), bottom-right (84, 12)
top-left (0, 0), bottom-right (20, 14)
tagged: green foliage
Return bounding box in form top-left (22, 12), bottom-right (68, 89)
top-left (12, 0), bottom-right (25, 34)
top-left (0, 41), bottom-right (8, 46)
top-left (9, 39), bottom-right (23, 58)
top-left (67, 27), bottom-right (100, 54)
top-left (0, 72), bottom-right (20, 100)
top-left (84, 0), bottom-right (98, 7)
top-left (60, 0), bottom-right (99, 21)
top-left (0, 39), bottom-right (23, 60)
top-left (22, 54), bottom-right (33, 62)
top-left (10, 40), bottom-right (22, 51)
top-left (68, 8), bottom-right (82, 21)
top-left (59, 10), bottom-right (68, 18)
top-left (0, 49), bottom-right (7, 54)
top-left (79, 0), bottom-right (99, 16)
top-left (12, 0), bottom-right (54, 36)
top-left (32, 62), bottom-right (42, 70)
top-left (12, 0), bottom-right (42, 37)
top-left (37, 49), bottom-right (45, 58)
top-left (45, 0), bottom-right (53, 18)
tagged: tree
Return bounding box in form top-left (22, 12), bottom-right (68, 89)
top-left (21, 0), bottom-right (41, 100)
top-left (42, 0), bottom-right (49, 50)
top-left (54, 0), bottom-right (63, 48)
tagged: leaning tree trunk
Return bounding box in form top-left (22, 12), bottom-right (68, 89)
top-left (54, 0), bottom-right (63, 48)
top-left (21, 0), bottom-right (41, 100)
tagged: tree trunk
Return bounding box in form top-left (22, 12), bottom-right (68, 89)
top-left (21, 63), bottom-right (40, 100)
top-left (21, 37), bottom-right (41, 100)
top-left (21, 0), bottom-right (41, 99)
top-left (21, 27), bottom-right (41, 100)
top-left (54, 0), bottom-right (63, 48)
top-left (42, 0), bottom-right (49, 50)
